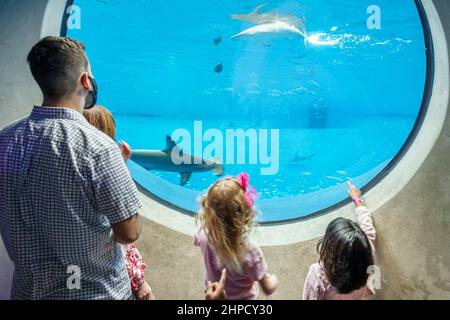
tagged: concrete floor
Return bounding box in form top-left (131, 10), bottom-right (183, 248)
top-left (374, 131), bottom-right (450, 299)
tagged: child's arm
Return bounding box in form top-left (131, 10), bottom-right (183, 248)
top-left (355, 206), bottom-right (376, 254)
top-left (259, 273), bottom-right (279, 296)
top-left (347, 182), bottom-right (377, 298)
top-left (355, 206), bottom-right (377, 298)
top-left (123, 243), bottom-right (149, 297)
top-left (347, 182), bottom-right (376, 254)
top-left (250, 244), bottom-right (278, 296)
top-left (119, 140), bottom-right (131, 161)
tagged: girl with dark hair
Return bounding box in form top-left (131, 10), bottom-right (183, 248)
top-left (303, 182), bottom-right (377, 300)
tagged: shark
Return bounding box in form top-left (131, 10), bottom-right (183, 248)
top-left (131, 136), bottom-right (224, 186)
top-left (289, 153), bottom-right (315, 164)
top-left (231, 3), bottom-right (308, 40)
top-left (231, 20), bottom-right (306, 39)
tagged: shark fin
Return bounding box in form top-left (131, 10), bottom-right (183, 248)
top-left (303, 31), bottom-right (309, 47)
top-left (252, 3), bottom-right (268, 14)
top-left (231, 32), bottom-right (242, 39)
top-left (180, 172), bottom-right (192, 186)
top-left (164, 135), bottom-right (183, 156)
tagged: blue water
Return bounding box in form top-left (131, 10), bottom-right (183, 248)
top-left (68, 0), bottom-right (427, 221)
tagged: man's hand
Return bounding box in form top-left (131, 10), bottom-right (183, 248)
top-left (205, 269), bottom-right (227, 300)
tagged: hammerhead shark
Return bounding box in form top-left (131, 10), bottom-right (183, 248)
top-left (130, 136), bottom-right (224, 186)
top-left (231, 3), bottom-right (308, 39)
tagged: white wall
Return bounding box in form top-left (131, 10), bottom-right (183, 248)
top-left (0, 0), bottom-right (67, 299)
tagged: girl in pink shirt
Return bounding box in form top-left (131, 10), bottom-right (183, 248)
top-left (303, 182), bottom-right (377, 300)
top-left (195, 173), bottom-right (279, 300)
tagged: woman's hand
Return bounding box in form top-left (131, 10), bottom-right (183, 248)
top-left (119, 140), bottom-right (131, 161)
top-left (205, 269), bottom-right (227, 300)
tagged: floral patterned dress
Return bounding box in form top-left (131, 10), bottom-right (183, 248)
top-left (123, 243), bottom-right (149, 295)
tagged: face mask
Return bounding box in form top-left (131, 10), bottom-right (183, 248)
top-left (84, 76), bottom-right (98, 110)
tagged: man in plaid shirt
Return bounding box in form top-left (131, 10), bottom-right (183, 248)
top-left (0, 36), bottom-right (142, 299)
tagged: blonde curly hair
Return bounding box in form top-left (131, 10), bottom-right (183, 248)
top-left (198, 178), bottom-right (256, 273)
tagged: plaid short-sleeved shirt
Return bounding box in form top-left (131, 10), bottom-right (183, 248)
top-left (0, 106), bottom-right (143, 300)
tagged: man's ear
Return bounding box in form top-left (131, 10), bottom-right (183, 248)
top-left (80, 72), bottom-right (91, 91)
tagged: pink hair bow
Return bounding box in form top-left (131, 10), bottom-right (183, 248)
top-left (237, 173), bottom-right (259, 207)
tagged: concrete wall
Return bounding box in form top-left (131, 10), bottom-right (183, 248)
top-left (0, 0), bottom-right (449, 300)
top-left (0, 0), bottom-right (46, 129)
top-left (0, 0), bottom-right (67, 299)
top-left (0, 0), bottom-right (47, 299)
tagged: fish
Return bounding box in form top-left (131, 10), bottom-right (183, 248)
top-left (309, 80), bottom-right (321, 88)
top-left (214, 63), bottom-right (224, 73)
top-left (231, 21), bottom-right (305, 38)
top-left (289, 153), bottom-right (315, 163)
top-left (325, 176), bottom-right (344, 182)
top-left (231, 3), bottom-right (308, 40)
top-left (231, 3), bottom-right (306, 30)
top-left (131, 136), bottom-right (224, 186)
top-left (213, 36), bottom-right (222, 45)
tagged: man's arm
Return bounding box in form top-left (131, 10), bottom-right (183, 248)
top-left (112, 214), bottom-right (141, 244)
top-left (85, 145), bottom-right (143, 238)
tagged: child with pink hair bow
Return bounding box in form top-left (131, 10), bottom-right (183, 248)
top-left (194, 173), bottom-right (279, 300)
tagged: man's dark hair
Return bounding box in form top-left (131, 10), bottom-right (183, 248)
top-left (27, 36), bottom-right (88, 100)
top-left (317, 217), bottom-right (374, 294)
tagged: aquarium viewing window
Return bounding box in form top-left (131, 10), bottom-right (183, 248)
top-left (66, 0), bottom-right (432, 223)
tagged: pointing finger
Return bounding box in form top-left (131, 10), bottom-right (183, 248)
top-left (218, 269), bottom-right (227, 288)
